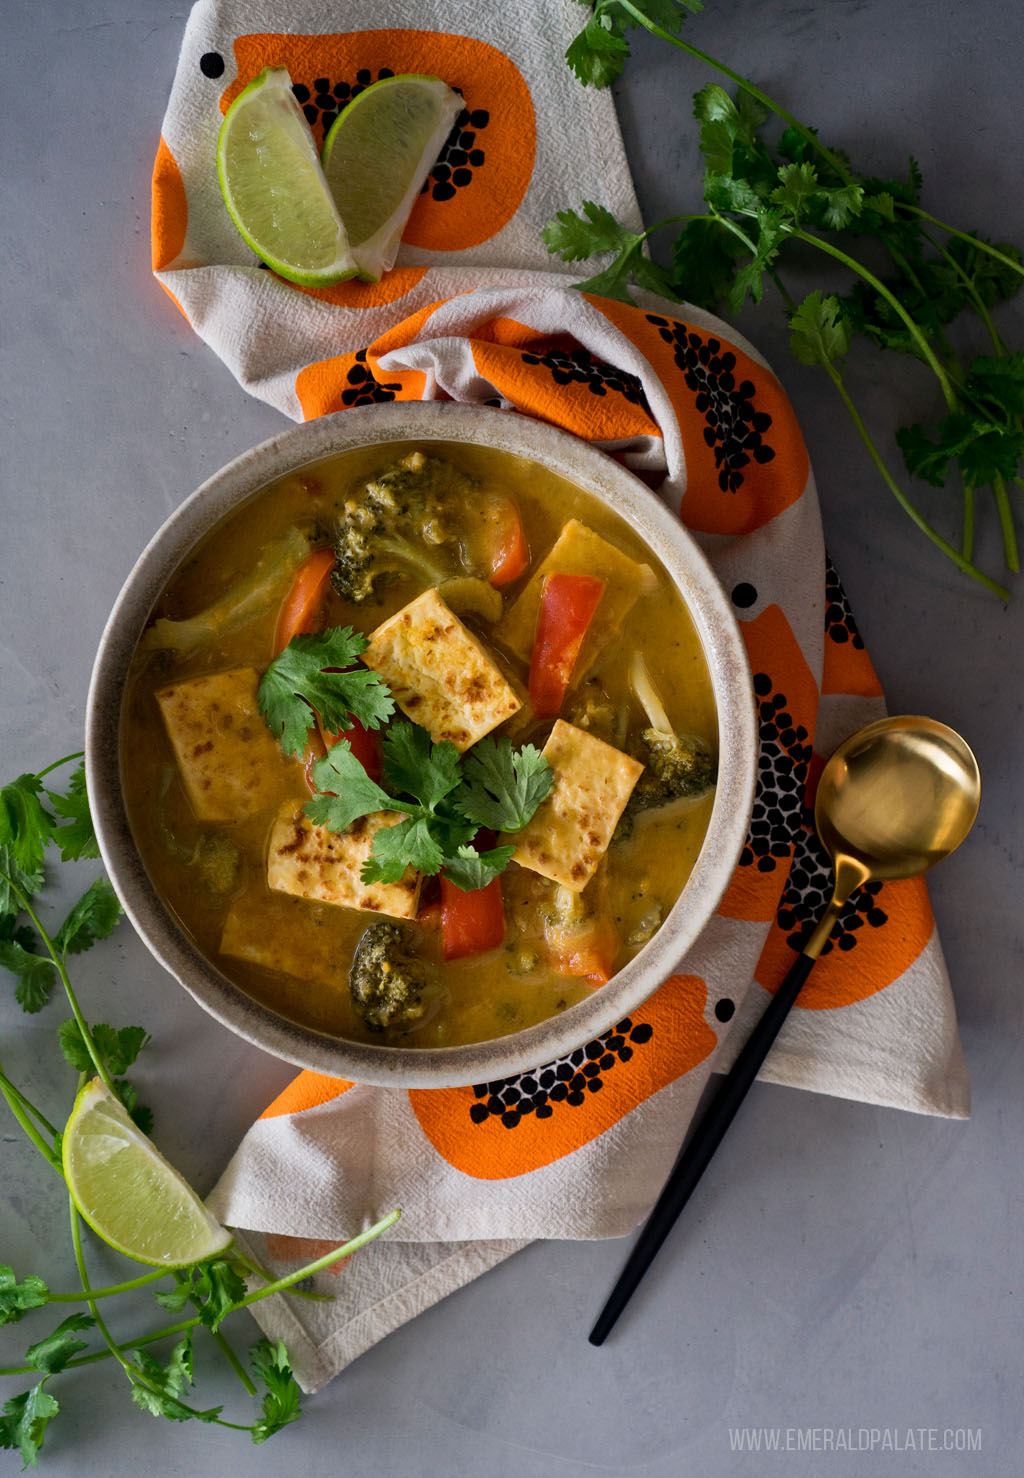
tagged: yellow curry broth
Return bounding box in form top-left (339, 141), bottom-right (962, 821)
top-left (121, 441), bottom-right (717, 1048)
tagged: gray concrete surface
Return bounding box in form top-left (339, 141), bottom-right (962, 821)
top-left (2, 1), bottom-right (1021, 1473)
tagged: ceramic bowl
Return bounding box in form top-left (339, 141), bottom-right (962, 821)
top-left (86, 402), bottom-right (756, 1088)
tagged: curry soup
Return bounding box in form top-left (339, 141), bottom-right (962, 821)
top-left (121, 440), bottom-right (717, 1048)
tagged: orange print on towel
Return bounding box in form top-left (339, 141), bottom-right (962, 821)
top-left (755, 851), bottom-right (934, 1010)
top-left (470, 329), bottom-right (658, 441)
top-left (287, 267), bottom-right (430, 311)
top-left (221, 31), bottom-right (535, 252)
top-left (822, 553), bottom-right (883, 698)
top-left (587, 298), bottom-right (809, 534)
top-left (717, 604), bottom-right (819, 923)
top-left (295, 347), bottom-right (424, 420)
top-left (262, 1234), bottom-right (351, 1276)
top-left (409, 975), bottom-right (717, 1180)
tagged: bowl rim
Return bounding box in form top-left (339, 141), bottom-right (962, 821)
top-left (86, 402), bottom-right (757, 1088)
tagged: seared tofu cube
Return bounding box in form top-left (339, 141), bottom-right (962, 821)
top-left (220, 889), bottom-right (349, 990)
top-left (156, 667), bottom-right (298, 822)
top-left (362, 587), bottom-right (521, 751)
top-left (267, 801), bottom-right (421, 920)
top-left (496, 519), bottom-right (657, 671)
top-left (511, 720), bottom-right (644, 891)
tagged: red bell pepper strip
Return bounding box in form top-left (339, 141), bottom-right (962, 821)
top-left (528, 572), bottom-right (605, 718)
top-left (273, 547), bottom-right (335, 654)
top-left (487, 502), bottom-right (529, 586)
top-left (440, 875), bottom-right (506, 960)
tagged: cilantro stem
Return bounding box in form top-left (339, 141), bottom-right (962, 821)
top-left (0, 1211), bottom-right (402, 1378)
top-left (992, 473), bottom-right (1021, 573)
top-left (33, 751), bottom-right (85, 782)
top-left (0, 1070), bottom-right (62, 1172)
top-left (709, 210), bottom-right (797, 310)
top-left (789, 227), bottom-right (958, 409)
top-left (207, 1323), bottom-right (257, 1397)
top-left (615, 0), bottom-right (855, 188)
top-left (818, 356), bottom-right (1010, 598)
top-left (922, 231), bottom-right (1007, 356)
top-left (47, 1268), bottom-right (172, 1300)
top-left (897, 206), bottom-right (1024, 278)
top-left (10, 883), bottom-right (115, 1094)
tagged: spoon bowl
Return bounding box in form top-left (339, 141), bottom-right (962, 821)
top-left (589, 713), bottom-right (981, 1344)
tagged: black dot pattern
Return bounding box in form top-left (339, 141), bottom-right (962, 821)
top-left (825, 553), bottom-right (865, 649)
top-left (420, 104), bottom-right (490, 203)
top-left (731, 581), bottom-right (758, 609)
top-left (520, 346), bottom-right (650, 410)
top-left (646, 315), bottom-right (776, 492)
top-left (199, 51), bottom-right (225, 79)
top-left (291, 67), bottom-right (396, 137)
top-left (777, 819), bottom-right (888, 956)
top-left (340, 349), bottom-right (403, 407)
top-left (468, 1018), bottom-right (655, 1130)
top-left (739, 672), bottom-right (814, 875)
top-left (714, 998), bottom-right (735, 1022)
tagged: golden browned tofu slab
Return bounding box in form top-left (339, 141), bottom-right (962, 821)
top-left (267, 801), bottom-right (421, 919)
top-left (156, 668), bottom-right (298, 822)
top-left (220, 889), bottom-right (349, 990)
top-left (362, 587), bottom-right (521, 751)
top-left (510, 720), bottom-right (644, 891)
top-left (496, 519), bottom-right (657, 669)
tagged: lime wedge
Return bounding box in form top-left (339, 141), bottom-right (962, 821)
top-left (217, 66), bottom-right (359, 286)
top-left (62, 1079), bottom-right (233, 1267)
top-left (322, 73), bottom-right (462, 282)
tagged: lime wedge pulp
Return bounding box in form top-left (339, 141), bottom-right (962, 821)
top-left (62, 1078), bottom-right (233, 1267)
top-left (321, 73), bottom-right (463, 282)
top-left (217, 66), bottom-right (359, 286)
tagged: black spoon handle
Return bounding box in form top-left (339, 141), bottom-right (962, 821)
top-left (588, 949), bottom-right (817, 1346)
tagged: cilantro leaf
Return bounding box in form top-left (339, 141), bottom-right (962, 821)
top-left (304, 743), bottom-right (398, 834)
top-left (127, 1337), bottom-right (220, 1423)
top-left (25, 1315), bottom-right (95, 1375)
top-left (54, 877), bottom-right (123, 958)
top-left (541, 200), bottom-right (638, 262)
top-left (671, 218), bottom-right (745, 309)
top-left (0, 938), bottom-right (56, 1013)
top-left (250, 1338), bottom-right (302, 1444)
top-left (789, 291), bottom-right (852, 368)
top-left (456, 738), bottom-right (554, 832)
top-left (565, 18), bottom-right (630, 88)
top-left (442, 845), bottom-right (516, 893)
top-left (58, 1019), bottom-right (149, 1078)
top-left (770, 161), bottom-right (819, 222)
top-left (258, 628), bottom-right (394, 757)
top-left (0, 1266), bottom-right (50, 1327)
top-left (46, 763), bottom-right (99, 862)
top-left (0, 846), bottom-right (43, 917)
top-left (113, 1078), bottom-right (154, 1135)
top-left (0, 912), bottom-right (36, 953)
top-left (157, 1258), bottom-right (247, 1331)
top-left (0, 776), bottom-right (54, 878)
top-left (362, 815), bottom-right (443, 884)
top-left (381, 723), bottom-right (462, 809)
top-left (967, 353), bottom-right (1024, 419)
top-left (0, 1382), bottom-right (60, 1468)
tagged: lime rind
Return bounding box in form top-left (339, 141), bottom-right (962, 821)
top-left (63, 1079), bottom-right (233, 1268)
top-left (217, 66), bottom-right (359, 287)
top-left (321, 73), bottom-right (463, 282)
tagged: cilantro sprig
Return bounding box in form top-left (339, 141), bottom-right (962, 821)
top-left (257, 626), bottom-right (395, 757)
top-left (1, 751), bottom-right (399, 1465)
top-left (553, 3), bottom-right (1024, 598)
top-left (305, 724), bottom-right (552, 890)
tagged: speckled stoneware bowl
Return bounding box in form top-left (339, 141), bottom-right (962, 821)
top-left (87, 402), bottom-right (756, 1088)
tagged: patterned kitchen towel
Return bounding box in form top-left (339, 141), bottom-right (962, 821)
top-left (156, 2), bottom-right (970, 1392)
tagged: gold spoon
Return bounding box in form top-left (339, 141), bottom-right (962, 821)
top-left (589, 715), bottom-right (981, 1345)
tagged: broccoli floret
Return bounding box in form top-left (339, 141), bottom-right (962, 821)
top-left (348, 921), bottom-right (430, 1033)
top-left (623, 652), bottom-right (717, 819)
top-left (331, 452), bottom-right (480, 603)
top-left (631, 727), bottom-right (717, 806)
